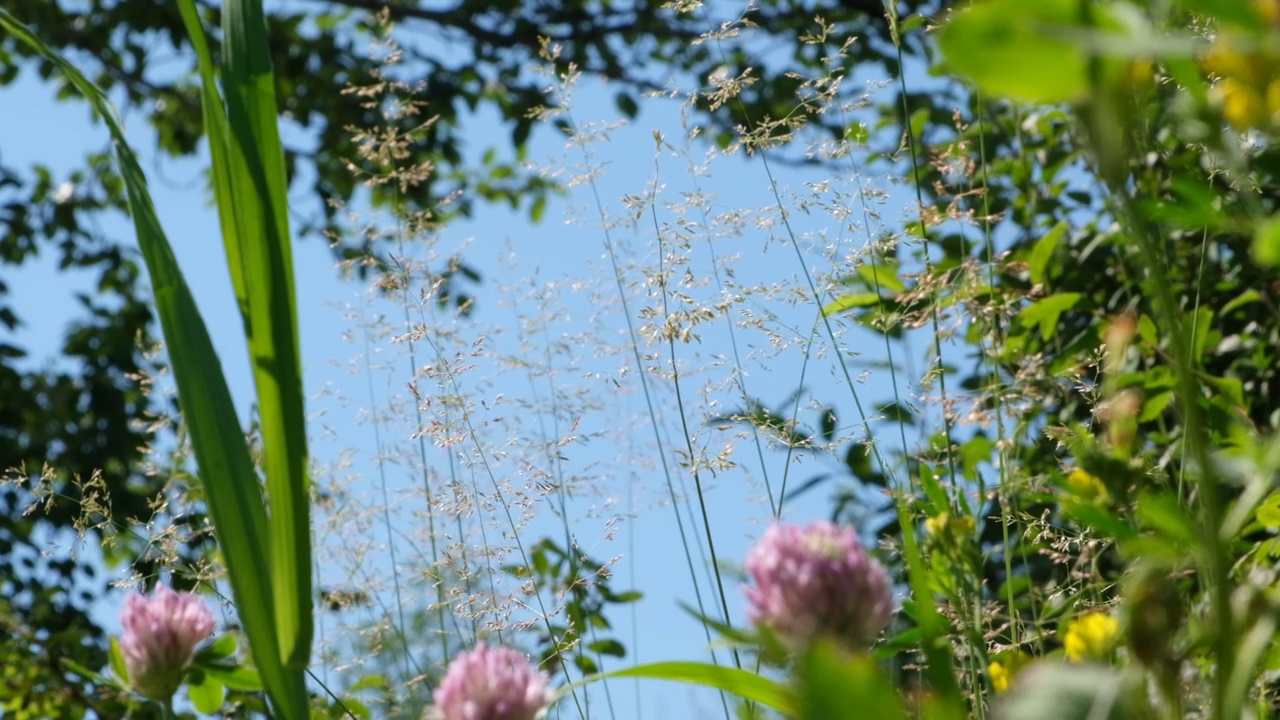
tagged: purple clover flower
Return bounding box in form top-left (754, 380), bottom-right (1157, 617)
top-left (433, 643), bottom-right (552, 720)
top-left (744, 520), bottom-right (893, 649)
top-left (119, 584), bottom-right (216, 701)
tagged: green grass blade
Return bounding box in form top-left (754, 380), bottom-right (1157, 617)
top-left (176, 2), bottom-right (310, 714)
top-left (549, 662), bottom-right (795, 715)
top-left (175, 0), bottom-right (249, 323)
top-left (0, 7), bottom-right (302, 714)
top-left (216, 0), bottom-right (313, 670)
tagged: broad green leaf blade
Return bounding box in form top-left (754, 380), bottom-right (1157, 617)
top-left (176, 0), bottom-right (249, 322)
top-left (797, 643), bottom-right (906, 720)
top-left (219, 0), bottom-right (313, 670)
top-left (548, 661), bottom-right (795, 715)
top-left (0, 8), bottom-right (299, 715)
top-left (938, 0), bottom-right (1090, 103)
top-left (179, 1), bottom-right (310, 712)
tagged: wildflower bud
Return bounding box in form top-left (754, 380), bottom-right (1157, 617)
top-left (433, 643), bottom-right (552, 720)
top-left (119, 585), bottom-right (216, 701)
top-left (743, 521), bottom-right (893, 650)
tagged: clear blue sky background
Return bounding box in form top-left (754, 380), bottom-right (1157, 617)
top-left (0, 14), bottom-right (936, 718)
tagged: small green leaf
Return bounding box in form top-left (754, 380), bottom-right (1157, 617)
top-left (1221, 289), bottom-right (1261, 315)
top-left (615, 91), bottom-right (639, 118)
top-left (194, 634), bottom-right (238, 662)
top-left (587, 639), bottom-right (627, 657)
top-left (574, 654), bottom-right (599, 674)
top-left (1136, 491), bottom-right (1198, 548)
top-left (347, 674), bottom-right (387, 692)
top-left (188, 671), bottom-right (226, 714)
top-left (1028, 221), bottom-right (1067, 286)
top-left (203, 663), bottom-right (264, 691)
top-left (1256, 492), bottom-right (1280, 529)
top-left (1138, 391), bottom-right (1173, 423)
top-left (858, 258), bottom-right (905, 293)
top-left (822, 292), bottom-right (882, 316)
top-left (1017, 293), bottom-right (1082, 341)
top-left (605, 590), bottom-right (643, 604)
top-left (109, 637), bottom-right (128, 685)
top-left (1254, 216), bottom-right (1280, 266)
top-left (820, 407), bottom-right (837, 442)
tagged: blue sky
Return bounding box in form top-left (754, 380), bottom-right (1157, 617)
top-left (0, 19), bottom-right (937, 717)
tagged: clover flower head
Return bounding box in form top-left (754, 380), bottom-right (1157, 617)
top-left (743, 520), bottom-right (893, 650)
top-left (119, 585), bottom-right (216, 701)
top-left (433, 643), bottom-right (552, 720)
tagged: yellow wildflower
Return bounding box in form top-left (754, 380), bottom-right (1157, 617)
top-left (924, 512), bottom-right (948, 539)
top-left (1063, 612), bottom-right (1120, 663)
top-left (1066, 468), bottom-right (1109, 503)
top-left (987, 651), bottom-right (1030, 694)
top-left (925, 512), bottom-right (974, 540)
top-left (1221, 77), bottom-right (1268, 130)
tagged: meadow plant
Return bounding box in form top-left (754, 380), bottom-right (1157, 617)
top-left (743, 521), bottom-right (893, 651)
top-left (432, 643), bottom-right (552, 720)
top-left (119, 585), bottom-right (216, 701)
top-left (11, 0), bottom-right (1280, 719)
